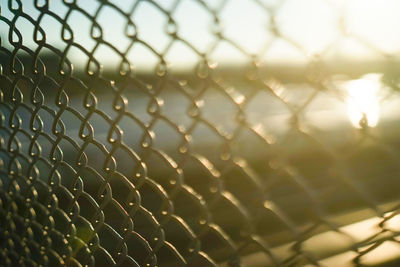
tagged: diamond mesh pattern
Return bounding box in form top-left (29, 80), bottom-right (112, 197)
top-left (2, 0), bottom-right (400, 266)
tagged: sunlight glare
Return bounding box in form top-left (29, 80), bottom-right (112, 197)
top-left (345, 74), bottom-right (381, 128)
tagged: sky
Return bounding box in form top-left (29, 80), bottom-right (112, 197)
top-left (1, 0), bottom-right (400, 71)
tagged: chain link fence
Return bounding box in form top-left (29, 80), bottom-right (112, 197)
top-left (2, 0), bottom-right (400, 266)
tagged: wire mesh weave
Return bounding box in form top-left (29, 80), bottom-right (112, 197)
top-left (2, 0), bottom-right (400, 266)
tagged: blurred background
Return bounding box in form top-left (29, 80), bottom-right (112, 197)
top-left (2, 0), bottom-right (400, 266)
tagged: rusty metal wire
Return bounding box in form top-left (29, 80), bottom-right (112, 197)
top-left (2, 0), bottom-right (400, 266)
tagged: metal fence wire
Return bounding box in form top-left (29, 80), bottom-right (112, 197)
top-left (2, 0), bottom-right (400, 266)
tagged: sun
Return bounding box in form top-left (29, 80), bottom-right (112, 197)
top-left (344, 73), bottom-right (381, 128)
